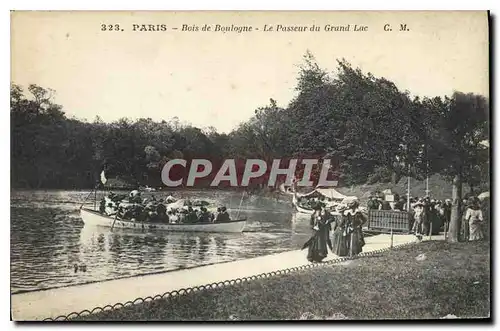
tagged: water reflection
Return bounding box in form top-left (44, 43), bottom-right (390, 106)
top-left (10, 190), bottom-right (315, 293)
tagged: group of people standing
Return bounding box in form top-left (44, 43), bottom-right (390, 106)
top-left (462, 196), bottom-right (488, 241)
top-left (303, 200), bottom-right (366, 263)
top-left (368, 193), bottom-right (488, 241)
top-left (410, 195), bottom-right (488, 241)
top-left (410, 197), bottom-right (450, 237)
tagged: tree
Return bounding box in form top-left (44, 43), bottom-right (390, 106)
top-left (427, 92), bottom-right (489, 242)
top-left (10, 57), bottom-right (489, 193)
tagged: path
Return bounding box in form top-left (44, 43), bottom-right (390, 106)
top-left (11, 233), bottom-right (443, 321)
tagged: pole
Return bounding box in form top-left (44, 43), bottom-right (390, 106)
top-left (110, 212), bottom-right (120, 231)
top-left (80, 182), bottom-right (99, 210)
top-left (407, 164), bottom-right (411, 212)
top-left (390, 227), bottom-right (394, 249)
top-left (425, 160), bottom-right (430, 197)
top-left (80, 189), bottom-right (95, 210)
top-left (349, 231), bottom-right (354, 257)
top-left (235, 191), bottom-right (245, 220)
top-left (94, 187), bottom-right (97, 210)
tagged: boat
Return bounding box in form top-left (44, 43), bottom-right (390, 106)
top-left (292, 191), bottom-right (315, 214)
top-left (80, 208), bottom-right (247, 233)
top-left (294, 204), bottom-right (315, 214)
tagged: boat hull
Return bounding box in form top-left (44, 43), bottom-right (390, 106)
top-left (80, 208), bottom-right (246, 233)
top-left (294, 204), bottom-right (315, 214)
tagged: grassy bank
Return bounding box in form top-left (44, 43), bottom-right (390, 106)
top-left (73, 240), bottom-right (490, 321)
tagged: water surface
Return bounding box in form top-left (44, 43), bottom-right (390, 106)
top-left (11, 190), bottom-right (314, 293)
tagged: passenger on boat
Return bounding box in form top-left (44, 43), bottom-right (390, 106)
top-left (215, 207), bottom-right (230, 222)
top-left (182, 206), bottom-right (197, 223)
top-left (112, 193), bottom-right (127, 203)
top-left (166, 210), bottom-right (176, 223)
top-left (128, 190), bottom-right (142, 204)
top-left (213, 207), bottom-right (221, 222)
top-left (156, 203), bottom-right (168, 222)
top-left (99, 194), bottom-right (118, 216)
top-left (197, 207), bottom-right (211, 223)
top-left (132, 204), bottom-right (147, 222)
top-left (143, 201), bottom-right (167, 223)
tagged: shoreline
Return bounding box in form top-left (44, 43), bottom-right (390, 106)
top-left (10, 227), bottom-right (380, 296)
top-left (12, 233), bottom-right (422, 321)
top-left (73, 240), bottom-right (490, 321)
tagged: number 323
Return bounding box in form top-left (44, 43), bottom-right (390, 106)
top-left (101, 24), bottom-right (121, 31)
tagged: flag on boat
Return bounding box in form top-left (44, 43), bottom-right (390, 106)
top-left (100, 170), bottom-right (107, 185)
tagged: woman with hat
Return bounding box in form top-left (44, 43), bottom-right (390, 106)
top-left (302, 204), bottom-right (333, 263)
top-left (343, 200), bottom-right (366, 256)
top-left (331, 204), bottom-right (349, 257)
top-left (412, 200), bottom-right (426, 239)
top-left (215, 206), bottom-right (230, 222)
top-left (465, 197), bottom-right (484, 241)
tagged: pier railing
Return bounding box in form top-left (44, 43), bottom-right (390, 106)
top-left (367, 210), bottom-right (412, 233)
top-left (43, 240), bottom-right (418, 321)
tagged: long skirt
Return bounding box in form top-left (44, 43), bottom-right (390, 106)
top-left (412, 216), bottom-right (424, 235)
top-left (331, 229), bottom-right (348, 257)
top-left (429, 214), bottom-right (442, 235)
top-left (348, 228), bottom-right (365, 256)
top-left (469, 220), bottom-right (484, 241)
top-left (307, 230), bottom-right (329, 262)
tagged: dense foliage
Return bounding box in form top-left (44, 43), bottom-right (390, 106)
top-left (11, 52), bottom-right (489, 193)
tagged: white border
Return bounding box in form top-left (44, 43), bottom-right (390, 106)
top-left (3, 1), bottom-right (497, 330)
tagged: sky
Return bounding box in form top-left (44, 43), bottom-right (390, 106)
top-left (11, 11), bottom-right (489, 133)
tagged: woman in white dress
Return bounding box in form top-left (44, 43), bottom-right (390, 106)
top-left (465, 198), bottom-right (484, 241)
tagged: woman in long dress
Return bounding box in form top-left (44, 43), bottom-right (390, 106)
top-left (302, 205), bottom-right (333, 263)
top-left (412, 201), bottom-right (426, 239)
top-left (331, 208), bottom-right (349, 257)
top-left (466, 198), bottom-right (485, 241)
top-left (343, 201), bottom-right (366, 256)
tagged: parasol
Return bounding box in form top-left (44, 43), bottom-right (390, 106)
top-left (478, 191), bottom-right (490, 200)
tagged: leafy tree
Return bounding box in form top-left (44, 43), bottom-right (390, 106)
top-left (10, 54), bottom-right (489, 197)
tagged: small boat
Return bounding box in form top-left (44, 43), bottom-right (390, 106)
top-left (294, 204), bottom-right (315, 214)
top-left (80, 208), bottom-right (247, 233)
top-left (292, 191), bottom-right (315, 214)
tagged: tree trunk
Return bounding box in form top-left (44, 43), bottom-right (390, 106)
top-left (447, 174), bottom-right (462, 242)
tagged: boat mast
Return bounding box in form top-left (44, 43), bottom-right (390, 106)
top-left (235, 190), bottom-right (245, 219)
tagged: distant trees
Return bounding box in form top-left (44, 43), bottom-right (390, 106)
top-left (10, 52), bottom-right (490, 237)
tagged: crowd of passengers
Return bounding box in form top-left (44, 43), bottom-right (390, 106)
top-left (98, 190), bottom-right (231, 224)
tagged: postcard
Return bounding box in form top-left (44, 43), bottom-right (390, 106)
top-left (10, 10), bottom-right (490, 321)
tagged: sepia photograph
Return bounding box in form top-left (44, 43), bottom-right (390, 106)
top-left (10, 10), bottom-right (490, 321)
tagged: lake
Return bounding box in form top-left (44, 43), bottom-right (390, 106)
top-left (11, 189), bottom-right (314, 294)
